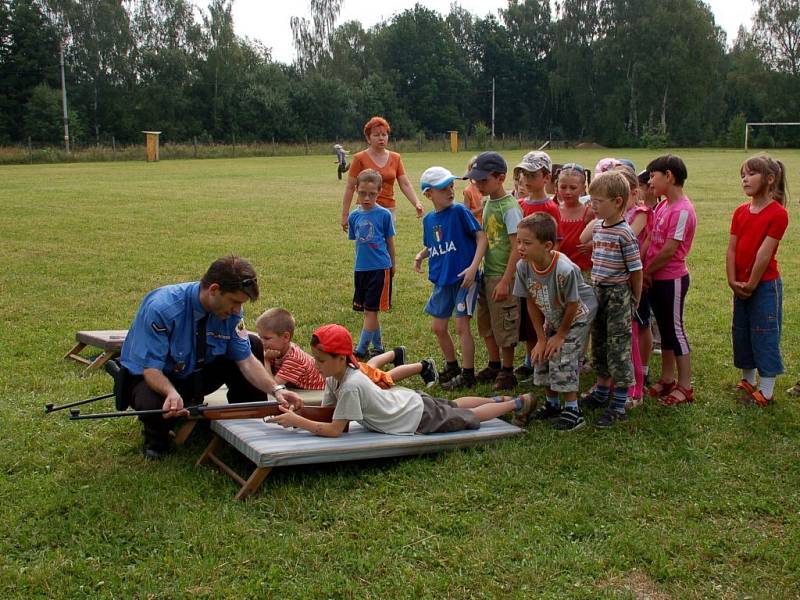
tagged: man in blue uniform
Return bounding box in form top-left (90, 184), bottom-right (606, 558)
top-left (120, 255), bottom-right (303, 458)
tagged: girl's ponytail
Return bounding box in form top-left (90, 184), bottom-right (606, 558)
top-left (772, 159), bottom-right (789, 206)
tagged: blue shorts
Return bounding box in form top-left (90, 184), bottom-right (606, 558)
top-left (633, 287), bottom-right (651, 327)
top-left (732, 277), bottom-right (783, 377)
top-left (424, 281), bottom-right (479, 319)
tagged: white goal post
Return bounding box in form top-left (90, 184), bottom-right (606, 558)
top-left (744, 122), bottom-right (800, 150)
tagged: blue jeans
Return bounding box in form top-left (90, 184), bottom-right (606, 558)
top-left (732, 278), bottom-right (783, 377)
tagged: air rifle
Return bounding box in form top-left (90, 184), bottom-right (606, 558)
top-left (68, 400), bottom-right (336, 422)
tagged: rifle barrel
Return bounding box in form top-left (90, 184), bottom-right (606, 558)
top-left (45, 392), bottom-right (115, 414)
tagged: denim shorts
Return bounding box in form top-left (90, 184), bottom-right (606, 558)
top-left (424, 281), bottom-right (479, 319)
top-left (732, 277), bottom-right (783, 377)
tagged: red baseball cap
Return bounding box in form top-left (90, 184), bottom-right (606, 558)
top-left (312, 324), bottom-right (358, 366)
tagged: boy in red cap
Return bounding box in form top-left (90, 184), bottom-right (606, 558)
top-left (265, 324), bottom-right (536, 436)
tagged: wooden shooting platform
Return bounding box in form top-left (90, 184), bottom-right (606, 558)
top-left (64, 330), bottom-right (128, 374)
top-left (197, 417), bottom-right (523, 500)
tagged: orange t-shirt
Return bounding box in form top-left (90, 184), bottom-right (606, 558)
top-left (349, 150), bottom-right (405, 209)
top-left (462, 184), bottom-right (484, 225)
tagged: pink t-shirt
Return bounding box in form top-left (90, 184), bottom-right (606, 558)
top-left (645, 195), bottom-right (696, 280)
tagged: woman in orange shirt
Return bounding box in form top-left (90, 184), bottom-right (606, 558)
top-left (341, 116), bottom-right (424, 231)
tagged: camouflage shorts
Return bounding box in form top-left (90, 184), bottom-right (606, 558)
top-left (591, 283), bottom-right (633, 386)
top-left (532, 321), bottom-right (591, 392)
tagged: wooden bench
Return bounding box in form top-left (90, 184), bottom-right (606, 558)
top-left (64, 330), bottom-right (128, 374)
top-left (197, 417), bottom-right (523, 500)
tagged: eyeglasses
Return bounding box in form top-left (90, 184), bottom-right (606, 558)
top-left (561, 163), bottom-right (585, 173)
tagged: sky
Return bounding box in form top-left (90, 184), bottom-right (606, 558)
top-left (193, 0), bottom-right (757, 65)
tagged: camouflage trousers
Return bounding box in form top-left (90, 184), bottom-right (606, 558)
top-left (533, 320), bottom-right (592, 393)
top-left (591, 283), bottom-right (634, 387)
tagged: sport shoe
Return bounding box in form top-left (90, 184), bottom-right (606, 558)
top-left (438, 363), bottom-right (461, 384)
top-left (595, 407), bottom-right (628, 428)
top-left (514, 364), bottom-right (534, 378)
top-left (368, 347), bottom-right (385, 359)
top-left (441, 371), bottom-right (477, 391)
top-left (579, 388), bottom-right (609, 411)
top-left (392, 346), bottom-right (406, 367)
top-left (531, 403), bottom-right (562, 421)
top-left (553, 407), bottom-right (585, 431)
top-left (511, 393), bottom-right (538, 427)
top-left (419, 358), bottom-right (438, 388)
top-left (786, 381), bottom-right (800, 396)
top-left (476, 365), bottom-right (501, 382)
top-left (492, 370), bottom-right (517, 391)
top-left (353, 349), bottom-right (367, 361)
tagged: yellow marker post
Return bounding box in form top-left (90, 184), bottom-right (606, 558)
top-left (142, 131), bottom-right (162, 162)
top-left (448, 130), bottom-right (458, 153)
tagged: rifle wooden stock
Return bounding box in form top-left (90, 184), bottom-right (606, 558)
top-left (69, 400), bottom-right (337, 422)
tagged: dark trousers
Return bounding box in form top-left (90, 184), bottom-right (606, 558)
top-left (127, 334), bottom-right (266, 449)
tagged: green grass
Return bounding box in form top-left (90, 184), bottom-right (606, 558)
top-left (2, 148), bottom-right (799, 598)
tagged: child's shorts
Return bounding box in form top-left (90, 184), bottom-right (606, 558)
top-left (633, 288), bottom-right (651, 327)
top-left (533, 321), bottom-right (591, 392)
top-left (358, 362), bottom-right (394, 389)
top-left (424, 281), bottom-right (479, 319)
top-left (353, 269), bottom-right (392, 312)
top-left (415, 391), bottom-right (480, 434)
top-left (477, 276), bottom-right (520, 347)
top-left (518, 297), bottom-right (538, 344)
top-left (732, 277), bottom-right (783, 377)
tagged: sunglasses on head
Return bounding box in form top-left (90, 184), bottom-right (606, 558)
top-left (561, 163), bottom-right (585, 173)
top-left (239, 277), bottom-right (258, 288)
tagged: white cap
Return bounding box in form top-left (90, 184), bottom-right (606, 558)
top-left (420, 166), bottom-right (465, 191)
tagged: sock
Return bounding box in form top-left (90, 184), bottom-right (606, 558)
top-left (595, 384), bottom-right (611, 402)
top-left (514, 397), bottom-right (523, 411)
top-left (501, 366), bottom-right (513, 373)
top-left (524, 354), bottom-right (532, 368)
top-left (742, 368), bottom-right (757, 386)
top-left (642, 365), bottom-right (649, 377)
top-left (488, 360), bottom-right (501, 370)
top-left (612, 388), bottom-right (627, 413)
top-left (447, 360), bottom-right (459, 370)
top-left (355, 329), bottom-right (371, 355)
top-left (565, 399), bottom-right (578, 410)
top-left (546, 394), bottom-right (560, 408)
top-left (371, 327), bottom-right (383, 351)
top-left (760, 376), bottom-right (776, 398)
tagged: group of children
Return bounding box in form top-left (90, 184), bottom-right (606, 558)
top-left (258, 144), bottom-right (790, 439)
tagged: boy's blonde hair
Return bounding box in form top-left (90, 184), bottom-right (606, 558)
top-left (255, 307), bottom-right (295, 337)
top-left (357, 168), bottom-right (383, 189)
top-left (589, 171), bottom-right (629, 207)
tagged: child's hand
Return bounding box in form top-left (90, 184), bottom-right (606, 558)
top-left (263, 404), bottom-right (301, 428)
top-left (340, 215), bottom-right (349, 232)
top-left (263, 348), bottom-right (282, 360)
top-left (413, 256), bottom-right (424, 273)
top-left (642, 272), bottom-right (652, 288)
top-left (733, 281), bottom-right (753, 299)
top-left (492, 279), bottom-right (510, 301)
top-left (544, 333), bottom-right (565, 359)
top-left (576, 240), bottom-right (593, 253)
top-left (459, 266), bottom-right (477, 288)
top-left (531, 341), bottom-right (547, 365)
top-left (414, 201), bottom-right (424, 218)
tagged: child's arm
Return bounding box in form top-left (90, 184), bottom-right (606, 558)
top-left (642, 239), bottom-right (679, 286)
top-left (397, 174), bottom-right (425, 218)
top-left (459, 230), bottom-right (487, 288)
top-left (261, 355), bottom-right (288, 386)
top-left (738, 236), bottom-right (781, 297)
top-left (579, 218), bottom-right (598, 244)
top-left (725, 234), bottom-right (744, 296)
top-left (341, 175), bottom-right (357, 231)
top-left (629, 212), bottom-right (648, 237)
top-left (544, 300), bottom-right (579, 360)
top-left (527, 298), bottom-right (548, 365)
top-left (629, 270), bottom-right (642, 308)
top-left (492, 233), bottom-right (518, 301)
top-left (386, 235), bottom-right (396, 276)
top-left (414, 247), bottom-right (430, 273)
top-left (267, 406), bottom-right (349, 437)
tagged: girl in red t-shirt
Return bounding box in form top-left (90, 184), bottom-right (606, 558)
top-left (557, 164), bottom-right (594, 277)
top-left (726, 154), bottom-right (789, 406)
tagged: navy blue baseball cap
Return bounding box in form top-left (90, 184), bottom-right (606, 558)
top-left (465, 151), bottom-right (507, 179)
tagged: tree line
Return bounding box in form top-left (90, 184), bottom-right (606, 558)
top-left (1, 0), bottom-right (798, 149)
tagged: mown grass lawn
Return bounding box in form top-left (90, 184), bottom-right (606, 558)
top-left (1, 148), bottom-right (799, 598)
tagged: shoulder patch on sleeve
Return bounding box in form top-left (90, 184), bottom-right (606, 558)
top-left (151, 321), bottom-right (167, 334)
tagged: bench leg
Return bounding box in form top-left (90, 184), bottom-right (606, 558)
top-left (82, 349), bottom-right (117, 374)
top-left (235, 467), bottom-right (272, 501)
top-left (196, 434), bottom-right (223, 467)
top-left (64, 342), bottom-right (88, 364)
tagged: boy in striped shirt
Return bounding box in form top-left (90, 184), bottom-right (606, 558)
top-left (583, 171), bottom-right (642, 427)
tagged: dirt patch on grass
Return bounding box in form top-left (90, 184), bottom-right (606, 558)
top-left (575, 142), bottom-right (607, 149)
top-left (603, 569), bottom-right (672, 599)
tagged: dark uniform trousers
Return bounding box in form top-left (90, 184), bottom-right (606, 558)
top-left (127, 334), bottom-right (267, 450)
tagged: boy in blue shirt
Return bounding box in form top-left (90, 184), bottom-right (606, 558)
top-left (414, 167), bottom-right (487, 390)
top-left (348, 168), bottom-right (396, 359)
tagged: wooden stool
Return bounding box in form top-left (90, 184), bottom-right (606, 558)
top-left (64, 330), bottom-right (127, 374)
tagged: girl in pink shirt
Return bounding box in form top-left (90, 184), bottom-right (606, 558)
top-left (643, 155), bottom-right (697, 406)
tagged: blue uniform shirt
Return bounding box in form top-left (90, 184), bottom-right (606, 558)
top-left (348, 205), bottom-right (395, 271)
top-left (423, 203), bottom-right (482, 286)
top-left (120, 282), bottom-right (252, 379)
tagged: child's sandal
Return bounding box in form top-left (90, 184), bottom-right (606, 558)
top-left (751, 390), bottom-right (774, 407)
top-left (659, 384), bottom-right (694, 406)
top-left (736, 379), bottom-right (756, 395)
top-left (647, 379), bottom-right (676, 398)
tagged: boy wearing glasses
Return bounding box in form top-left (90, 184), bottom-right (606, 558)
top-left (119, 256), bottom-right (303, 458)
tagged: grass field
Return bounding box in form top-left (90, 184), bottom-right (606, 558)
top-left (2, 148), bottom-right (799, 598)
